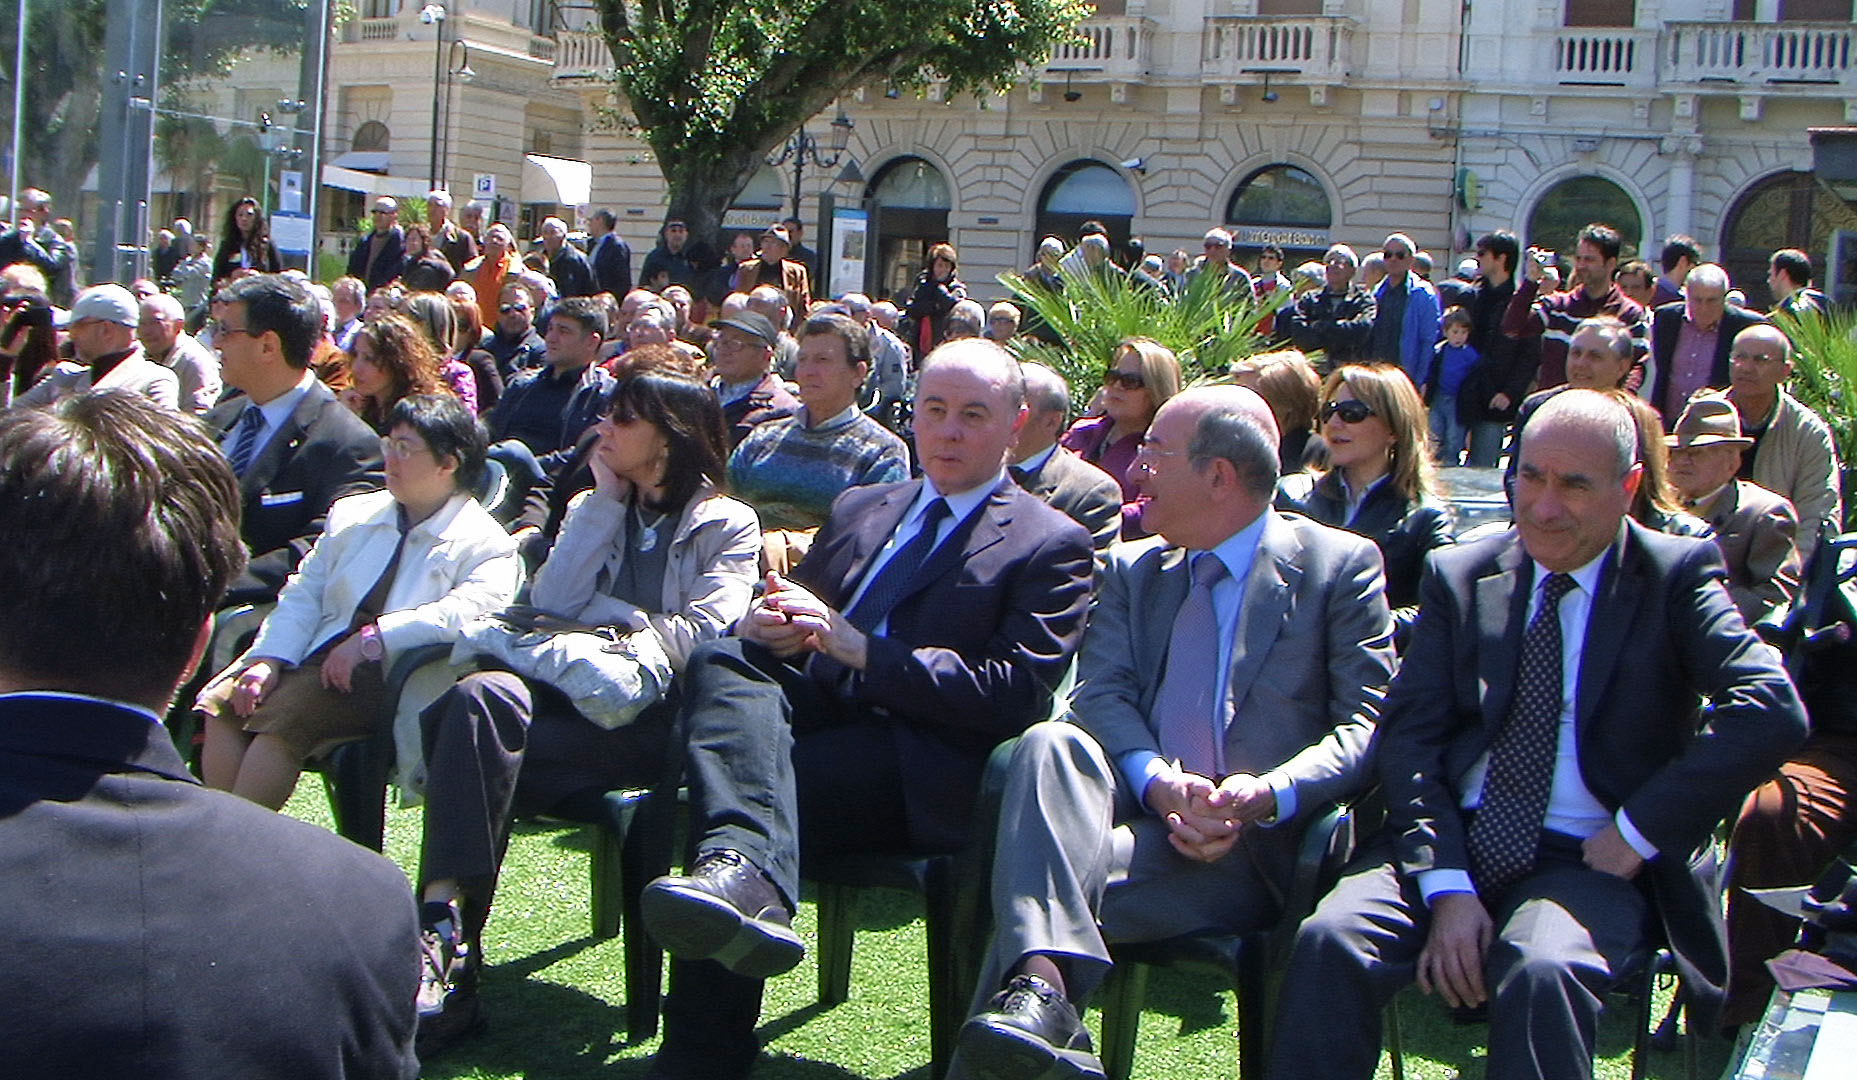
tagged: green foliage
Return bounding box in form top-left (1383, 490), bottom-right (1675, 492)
top-left (1775, 306), bottom-right (1857, 485)
top-left (349, 196), bottom-right (426, 238)
top-left (591, 0), bottom-right (1090, 230)
top-left (1000, 265), bottom-right (1278, 404)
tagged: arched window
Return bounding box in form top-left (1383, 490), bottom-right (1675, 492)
top-left (1034, 159), bottom-right (1137, 263)
top-left (867, 157), bottom-right (953, 301)
top-left (351, 121), bottom-right (390, 152)
top-left (1721, 170), bottom-right (1857, 310)
top-left (1526, 175), bottom-right (1643, 260)
top-left (1223, 164), bottom-right (1332, 257)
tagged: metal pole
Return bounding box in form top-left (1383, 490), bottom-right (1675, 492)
top-left (298, 0), bottom-right (331, 275)
top-left (790, 134), bottom-right (805, 220)
top-left (9, 0), bottom-right (24, 226)
top-left (427, 13), bottom-right (444, 188)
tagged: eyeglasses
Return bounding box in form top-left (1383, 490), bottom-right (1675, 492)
top-left (499, 303), bottom-right (529, 313)
top-left (1382, 250), bottom-right (1412, 261)
top-left (1730, 349), bottom-right (1785, 365)
top-left (1133, 439), bottom-right (1187, 473)
top-left (379, 435), bottom-right (430, 460)
top-left (1102, 367), bottom-right (1145, 391)
top-left (1322, 399), bottom-right (1375, 424)
top-left (207, 320), bottom-right (263, 338)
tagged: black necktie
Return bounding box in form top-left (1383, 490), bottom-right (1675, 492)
top-left (846, 498), bottom-right (951, 633)
top-left (1469, 572), bottom-right (1578, 897)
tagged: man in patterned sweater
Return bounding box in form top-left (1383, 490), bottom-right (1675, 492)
top-left (728, 311), bottom-right (909, 531)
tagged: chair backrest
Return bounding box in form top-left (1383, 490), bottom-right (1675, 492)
top-left (474, 457), bottom-right (522, 525)
top-left (1762, 531), bottom-right (1857, 681)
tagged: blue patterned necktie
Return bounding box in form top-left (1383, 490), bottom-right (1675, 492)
top-left (845, 498), bottom-right (952, 633)
top-left (1469, 571), bottom-right (1578, 897)
top-left (227, 404), bottom-right (265, 477)
top-left (1153, 552), bottom-right (1230, 777)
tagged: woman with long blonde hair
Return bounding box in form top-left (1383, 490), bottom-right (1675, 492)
top-left (1060, 336), bottom-right (1183, 538)
top-left (1275, 363), bottom-right (1453, 646)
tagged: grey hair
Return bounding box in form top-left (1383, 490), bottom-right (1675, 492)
top-left (1383, 233), bottom-right (1416, 256)
top-left (1019, 361), bottom-right (1071, 418)
top-left (919, 337), bottom-right (1026, 410)
top-left (1080, 234), bottom-right (1110, 254)
top-left (427, 189), bottom-right (453, 208)
top-left (1684, 262), bottom-right (1731, 294)
top-left (1573, 314), bottom-right (1632, 363)
top-left (746, 285), bottom-right (789, 319)
top-left (1326, 243), bottom-right (1358, 267)
top-left (1038, 236), bottom-right (1065, 257)
top-left (141, 293), bottom-right (185, 321)
top-left (1187, 404), bottom-right (1281, 499)
top-left (1525, 388), bottom-right (1637, 480)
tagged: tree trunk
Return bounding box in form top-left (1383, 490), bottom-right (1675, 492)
top-left (657, 141), bottom-right (766, 255)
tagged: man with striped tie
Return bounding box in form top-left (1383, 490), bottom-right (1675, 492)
top-left (205, 274), bottom-right (382, 606)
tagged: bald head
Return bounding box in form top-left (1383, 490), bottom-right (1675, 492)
top-left (1169, 384), bottom-right (1282, 496)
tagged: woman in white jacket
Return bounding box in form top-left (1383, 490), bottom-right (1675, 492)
top-left (198, 394), bottom-right (522, 809)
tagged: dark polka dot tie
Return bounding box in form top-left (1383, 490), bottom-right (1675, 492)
top-left (1468, 571), bottom-right (1577, 898)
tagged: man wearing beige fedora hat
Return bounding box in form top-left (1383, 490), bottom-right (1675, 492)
top-left (1666, 394), bottom-right (1800, 623)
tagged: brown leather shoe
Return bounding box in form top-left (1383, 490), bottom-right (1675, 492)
top-left (641, 849), bottom-right (804, 979)
top-left (954, 974), bottom-right (1104, 1080)
top-left (414, 902), bottom-right (486, 1059)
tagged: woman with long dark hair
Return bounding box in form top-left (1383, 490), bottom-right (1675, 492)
top-left (412, 369), bottom-right (761, 1050)
top-left (211, 197), bottom-right (281, 286)
top-left (344, 313), bottom-right (449, 432)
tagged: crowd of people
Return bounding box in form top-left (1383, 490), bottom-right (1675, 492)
top-left (2, 185), bottom-right (1854, 1080)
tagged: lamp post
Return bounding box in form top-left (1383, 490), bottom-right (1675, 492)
top-left (421, 3), bottom-right (446, 188)
top-left (765, 106), bottom-right (854, 220)
top-left (438, 39), bottom-right (473, 198)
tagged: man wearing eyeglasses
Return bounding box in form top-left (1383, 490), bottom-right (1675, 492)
top-left (1366, 233), bottom-right (1441, 384)
top-left (1724, 324), bottom-right (1842, 559)
top-left (204, 274), bottom-right (384, 605)
top-left (709, 308), bottom-right (800, 448)
top-left (347, 197), bottom-right (405, 293)
top-left (1186, 228), bottom-right (1254, 297)
top-left (954, 384), bottom-right (1393, 1080)
top-left (1284, 243), bottom-right (1377, 370)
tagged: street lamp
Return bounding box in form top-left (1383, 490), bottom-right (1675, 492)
top-left (438, 40), bottom-right (473, 199)
top-left (766, 106), bottom-right (855, 220)
top-left (421, 3), bottom-right (447, 188)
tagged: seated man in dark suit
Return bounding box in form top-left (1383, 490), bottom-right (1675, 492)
top-left (1011, 361), bottom-right (1123, 560)
top-left (0, 391), bottom-right (418, 1078)
top-left (1265, 389), bottom-right (1807, 1080)
top-left (205, 273), bottom-right (383, 605)
top-left (639, 339), bottom-right (1097, 1080)
top-left (957, 385), bottom-right (1395, 1080)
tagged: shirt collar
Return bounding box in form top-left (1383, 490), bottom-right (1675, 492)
top-left (1200, 508), bottom-right (1270, 586)
top-left (801, 404), bottom-right (860, 431)
top-left (1012, 443), bottom-right (1060, 475)
top-left (916, 468), bottom-right (1007, 527)
top-left (252, 368), bottom-right (316, 424)
top-left (1531, 546), bottom-right (1606, 601)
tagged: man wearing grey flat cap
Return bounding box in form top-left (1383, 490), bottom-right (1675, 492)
top-left (12, 284), bottom-right (179, 409)
top-left (709, 308), bottom-right (799, 448)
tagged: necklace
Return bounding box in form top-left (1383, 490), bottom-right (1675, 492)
top-left (633, 503), bottom-right (671, 552)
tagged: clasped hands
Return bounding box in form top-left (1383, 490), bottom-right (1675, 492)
top-left (1145, 765), bottom-right (1276, 864)
top-left (741, 571), bottom-right (868, 670)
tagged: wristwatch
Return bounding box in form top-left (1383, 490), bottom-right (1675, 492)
top-left (358, 623), bottom-right (384, 662)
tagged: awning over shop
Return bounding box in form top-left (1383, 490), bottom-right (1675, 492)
top-left (522, 153), bottom-right (592, 207)
top-left (320, 164), bottom-right (431, 199)
top-left (325, 150), bottom-right (392, 172)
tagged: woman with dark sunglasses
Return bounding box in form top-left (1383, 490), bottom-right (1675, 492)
top-left (1275, 363), bottom-right (1453, 648)
top-left (1059, 336), bottom-right (1182, 538)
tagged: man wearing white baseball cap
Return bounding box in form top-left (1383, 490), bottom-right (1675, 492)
top-left (11, 283), bottom-right (179, 409)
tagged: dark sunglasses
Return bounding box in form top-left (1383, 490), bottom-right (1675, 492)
top-left (1383, 249), bottom-right (1411, 260)
top-left (499, 303), bottom-right (529, 313)
top-left (1103, 368), bottom-right (1146, 391)
top-left (1322, 399), bottom-right (1374, 424)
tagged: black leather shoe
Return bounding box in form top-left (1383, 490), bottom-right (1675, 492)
top-left (955, 974), bottom-right (1105, 1080)
top-left (415, 903), bottom-right (486, 1059)
top-left (641, 849), bottom-right (803, 979)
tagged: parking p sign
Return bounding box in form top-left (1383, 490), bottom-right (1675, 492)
top-left (473, 173), bottom-right (497, 200)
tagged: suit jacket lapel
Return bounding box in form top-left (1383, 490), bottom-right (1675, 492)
top-left (1140, 546), bottom-right (1192, 716)
top-left (1476, 538), bottom-right (1532, 729)
top-left (241, 382), bottom-right (327, 499)
top-left (903, 480), bottom-right (1012, 599)
top-left (828, 481), bottom-right (919, 606)
top-left (1227, 513), bottom-right (1297, 718)
top-left (1575, 533), bottom-right (1636, 733)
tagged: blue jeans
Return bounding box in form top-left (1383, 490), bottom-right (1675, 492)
top-left (1466, 420), bottom-right (1508, 468)
top-left (1429, 394), bottom-right (1468, 465)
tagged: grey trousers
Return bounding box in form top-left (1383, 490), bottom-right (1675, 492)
top-left (973, 721), bottom-right (1292, 1011)
top-left (1264, 835), bottom-right (1649, 1080)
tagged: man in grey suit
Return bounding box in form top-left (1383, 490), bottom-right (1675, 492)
top-left (1011, 362), bottom-right (1122, 559)
top-left (1265, 389), bottom-right (1806, 1080)
top-left (954, 384), bottom-right (1396, 1080)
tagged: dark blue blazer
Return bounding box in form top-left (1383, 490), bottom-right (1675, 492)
top-left (792, 476), bottom-right (1094, 846)
top-left (0, 694), bottom-right (419, 1078)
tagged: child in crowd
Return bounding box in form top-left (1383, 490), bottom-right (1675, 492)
top-left (1426, 306), bottom-right (1479, 465)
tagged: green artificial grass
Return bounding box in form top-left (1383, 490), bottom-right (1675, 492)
top-left (282, 785), bottom-right (1732, 1079)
